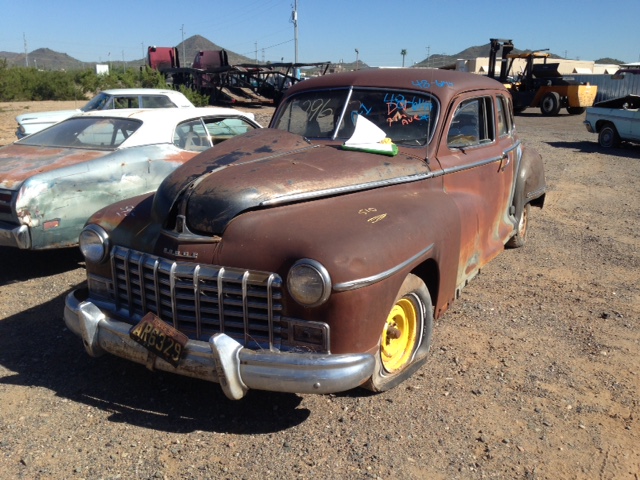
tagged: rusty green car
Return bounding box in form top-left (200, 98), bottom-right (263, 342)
top-left (64, 69), bottom-right (546, 399)
top-left (0, 107), bottom-right (260, 250)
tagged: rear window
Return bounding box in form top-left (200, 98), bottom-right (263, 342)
top-left (272, 88), bottom-right (438, 146)
top-left (18, 117), bottom-right (142, 150)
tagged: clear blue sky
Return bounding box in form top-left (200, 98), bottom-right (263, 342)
top-left (2, 0), bottom-right (639, 66)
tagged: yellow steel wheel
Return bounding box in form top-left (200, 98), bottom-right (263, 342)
top-left (364, 274), bottom-right (432, 393)
top-left (380, 297), bottom-right (419, 373)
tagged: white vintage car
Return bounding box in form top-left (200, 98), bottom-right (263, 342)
top-left (584, 95), bottom-right (640, 148)
top-left (15, 88), bottom-right (195, 138)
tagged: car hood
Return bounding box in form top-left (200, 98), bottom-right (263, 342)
top-left (0, 144), bottom-right (108, 190)
top-left (16, 109), bottom-right (81, 125)
top-left (153, 128), bottom-right (431, 235)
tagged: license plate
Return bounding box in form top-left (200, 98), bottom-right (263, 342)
top-left (129, 313), bottom-right (188, 367)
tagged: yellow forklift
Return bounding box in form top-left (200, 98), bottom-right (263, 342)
top-left (488, 38), bottom-right (597, 115)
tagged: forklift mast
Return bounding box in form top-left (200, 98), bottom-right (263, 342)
top-left (488, 39), bottom-right (514, 82)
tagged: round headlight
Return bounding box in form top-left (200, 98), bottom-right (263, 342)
top-left (79, 224), bottom-right (110, 263)
top-left (287, 259), bottom-right (331, 307)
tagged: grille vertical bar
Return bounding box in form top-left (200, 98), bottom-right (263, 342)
top-left (193, 265), bottom-right (201, 339)
top-left (111, 246), bottom-right (284, 348)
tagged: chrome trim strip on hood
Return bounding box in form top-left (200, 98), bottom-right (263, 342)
top-left (260, 172), bottom-right (433, 207)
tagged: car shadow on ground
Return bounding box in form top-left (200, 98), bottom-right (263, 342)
top-left (0, 246), bottom-right (84, 286)
top-left (515, 111), bottom-right (588, 118)
top-left (0, 287), bottom-right (311, 433)
top-left (547, 140), bottom-right (640, 159)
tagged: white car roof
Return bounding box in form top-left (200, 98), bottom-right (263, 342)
top-left (99, 88), bottom-right (194, 107)
top-left (73, 107), bottom-right (258, 148)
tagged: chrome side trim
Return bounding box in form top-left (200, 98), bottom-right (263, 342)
top-left (333, 243), bottom-right (435, 292)
top-left (432, 140), bottom-right (523, 178)
top-left (503, 141), bottom-right (521, 156)
top-left (260, 173), bottom-right (433, 207)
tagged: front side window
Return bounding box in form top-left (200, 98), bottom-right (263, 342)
top-left (113, 96), bottom-right (140, 109)
top-left (272, 88), bottom-right (438, 146)
top-left (205, 117), bottom-right (256, 144)
top-left (81, 93), bottom-right (112, 112)
top-left (447, 97), bottom-right (495, 149)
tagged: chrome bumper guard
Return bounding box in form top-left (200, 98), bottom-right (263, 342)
top-left (64, 289), bottom-right (375, 400)
top-left (0, 222), bottom-right (30, 249)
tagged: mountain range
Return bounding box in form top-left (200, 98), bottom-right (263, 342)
top-left (0, 35), bottom-right (625, 71)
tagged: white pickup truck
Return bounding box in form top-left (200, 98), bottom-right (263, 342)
top-left (584, 94), bottom-right (640, 148)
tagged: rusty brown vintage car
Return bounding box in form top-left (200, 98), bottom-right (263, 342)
top-left (64, 69), bottom-right (546, 400)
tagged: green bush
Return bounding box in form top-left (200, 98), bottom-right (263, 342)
top-left (0, 63), bottom-right (190, 102)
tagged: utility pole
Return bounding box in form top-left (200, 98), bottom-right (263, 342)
top-left (292, 0), bottom-right (299, 64)
top-left (23, 33), bottom-right (28, 67)
top-left (181, 24), bottom-right (186, 66)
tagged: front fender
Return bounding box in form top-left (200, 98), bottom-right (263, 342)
top-left (215, 180), bottom-right (460, 354)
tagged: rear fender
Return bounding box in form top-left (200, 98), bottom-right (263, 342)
top-left (513, 146), bottom-right (546, 221)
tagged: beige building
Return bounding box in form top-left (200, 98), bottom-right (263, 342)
top-left (455, 57), bottom-right (620, 76)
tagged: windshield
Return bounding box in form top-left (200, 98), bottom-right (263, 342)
top-left (18, 116), bottom-right (142, 150)
top-left (272, 88), bottom-right (438, 146)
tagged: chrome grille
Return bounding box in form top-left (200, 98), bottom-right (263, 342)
top-left (111, 246), bottom-right (284, 349)
top-left (0, 189), bottom-right (16, 218)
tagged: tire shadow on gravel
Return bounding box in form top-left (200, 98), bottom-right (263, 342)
top-left (0, 288), bottom-right (311, 433)
top-left (0, 246), bottom-right (84, 286)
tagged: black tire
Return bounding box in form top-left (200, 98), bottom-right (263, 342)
top-left (598, 124), bottom-right (620, 148)
top-left (567, 107), bottom-right (586, 115)
top-left (540, 92), bottom-right (561, 116)
top-left (506, 203), bottom-right (530, 248)
top-left (363, 274), bottom-right (433, 392)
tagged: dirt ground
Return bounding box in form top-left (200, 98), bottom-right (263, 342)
top-left (0, 101), bottom-right (638, 480)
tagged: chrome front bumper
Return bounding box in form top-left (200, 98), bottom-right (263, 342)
top-left (64, 288), bottom-right (375, 400)
top-left (583, 120), bottom-right (595, 133)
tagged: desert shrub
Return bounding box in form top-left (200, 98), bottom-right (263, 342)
top-left (0, 63), bottom-right (190, 102)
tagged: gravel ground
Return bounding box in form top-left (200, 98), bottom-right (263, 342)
top-left (0, 101), bottom-right (639, 480)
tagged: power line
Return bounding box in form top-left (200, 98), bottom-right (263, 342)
top-left (241, 38), bottom-right (294, 58)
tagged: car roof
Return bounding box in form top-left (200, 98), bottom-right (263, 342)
top-left (99, 88), bottom-right (189, 96)
top-left (285, 68), bottom-right (507, 105)
top-left (73, 107), bottom-right (257, 148)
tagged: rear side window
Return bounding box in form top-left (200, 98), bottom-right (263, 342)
top-left (141, 95), bottom-right (177, 108)
top-left (447, 97), bottom-right (494, 148)
top-left (174, 119), bottom-right (213, 152)
top-left (173, 117), bottom-right (257, 151)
